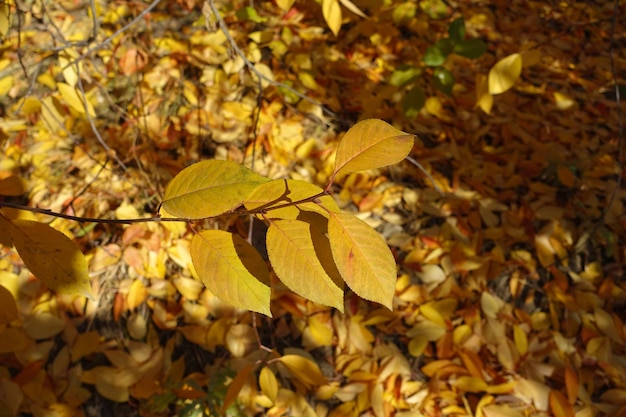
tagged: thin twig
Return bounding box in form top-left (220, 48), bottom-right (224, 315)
top-left (406, 156), bottom-right (443, 194)
top-left (65, 0), bottom-right (164, 69)
top-left (206, 0), bottom-right (339, 120)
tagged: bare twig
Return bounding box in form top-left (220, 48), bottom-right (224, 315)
top-left (65, 0), bottom-right (164, 69)
top-left (205, 0), bottom-right (339, 121)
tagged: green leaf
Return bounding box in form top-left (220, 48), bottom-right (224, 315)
top-left (433, 67), bottom-right (455, 96)
top-left (191, 230), bottom-right (271, 316)
top-left (448, 17), bottom-right (465, 43)
top-left (266, 218), bottom-right (343, 310)
top-left (419, 0), bottom-right (449, 19)
top-left (402, 85), bottom-right (426, 118)
top-left (244, 179), bottom-right (339, 219)
top-left (454, 39), bottom-right (487, 59)
top-left (392, 2), bottom-right (416, 24)
top-left (162, 160), bottom-right (270, 219)
top-left (9, 219), bottom-right (92, 299)
top-left (330, 119), bottom-right (414, 183)
top-left (488, 53), bottom-right (522, 95)
top-left (236, 6), bottom-right (267, 23)
top-left (327, 213), bottom-right (396, 309)
top-left (388, 65), bottom-right (421, 88)
top-left (423, 39), bottom-right (454, 67)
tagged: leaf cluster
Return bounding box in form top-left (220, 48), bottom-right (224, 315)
top-left (160, 119), bottom-right (415, 315)
top-left (0, 119), bottom-right (414, 316)
top-left (390, 17), bottom-right (487, 118)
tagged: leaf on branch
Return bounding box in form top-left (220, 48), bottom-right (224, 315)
top-left (327, 213), bottom-right (396, 309)
top-left (267, 218), bottom-right (343, 311)
top-left (191, 230), bottom-right (271, 316)
top-left (9, 219), bottom-right (92, 299)
top-left (162, 160), bottom-right (270, 219)
top-left (322, 0), bottom-right (342, 36)
top-left (330, 119), bottom-right (414, 184)
top-left (488, 53), bottom-right (522, 95)
top-left (243, 179), bottom-right (338, 219)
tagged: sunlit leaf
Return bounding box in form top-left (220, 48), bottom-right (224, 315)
top-left (162, 160), bottom-right (270, 219)
top-left (9, 219), bottom-right (92, 299)
top-left (327, 213), bottom-right (396, 309)
top-left (454, 39), bottom-right (487, 59)
top-left (267, 218), bottom-right (343, 310)
top-left (280, 355), bottom-right (327, 387)
top-left (331, 119), bottom-right (414, 183)
top-left (0, 176), bottom-right (28, 196)
top-left (57, 82), bottom-right (96, 117)
top-left (488, 53), bottom-right (522, 95)
top-left (389, 65), bottom-right (421, 87)
top-left (190, 230), bottom-right (271, 316)
top-left (475, 73), bottom-right (493, 114)
top-left (243, 179), bottom-right (338, 219)
top-left (433, 67), bottom-right (454, 96)
top-left (322, 0), bottom-right (342, 36)
top-left (276, 0), bottom-right (296, 11)
top-left (259, 367), bottom-right (278, 402)
top-left (236, 6), bottom-right (267, 23)
top-left (339, 0), bottom-right (367, 18)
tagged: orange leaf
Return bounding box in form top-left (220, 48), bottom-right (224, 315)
top-left (549, 390), bottom-right (574, 417)
top-left (221, 363), bottom-right (255, 413)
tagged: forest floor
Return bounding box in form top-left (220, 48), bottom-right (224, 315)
top-left (0, 0), bottom-right (625, 416)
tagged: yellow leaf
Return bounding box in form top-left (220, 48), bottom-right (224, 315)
top-left (475, 73), bottom-right (493, 114)
top-left (339, 0), bottom-right (367, 18)
top-left (0, 176), bottom-right (28, 196)
top-left (162, 160), bottom-right (270, 219)
top-left (0, 285), bottom-right (18, 325)
top-left (488, 53), bottom-right (522, 95)
top-left (307, 315), bottom-right (333, 346)
top-left (276, 0), bottom-right (295, 11)
top-left (480, 292), bottom-right (505, 319)
top-left (280, 355), bottom-right (327, 387)
top-left (454, 376), bottom-right (488, 393)
top-left (0, 214), bottom-right (12, 247)
top-left (221, 364), bottom-right (255, 413)
top-left (71, 331), bottom-right (101, 362)
top-left (9, 219), bottom-right (93, 299)
top-left (267, 218), bottom-right (343, 310)
top-left (328, 213), bottom-right (396, 309)
top-left (191, 230), bottom-right (271, 316)
top-left (331, 119), bottom-right (414, 183)
top-left (322, 0), bottom-right (342, 36)
top-left (0, 2), bottom-right (10, 37)
top-left (57, 82), bottom-right (96, 117)
top-left (513, 324), bottom-right (528, 355)
top-left (243, 179), bottom-right (339, 219)
top-left (259, 367), bottom-right (279, 402)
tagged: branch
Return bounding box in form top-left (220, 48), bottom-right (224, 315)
top-left (205, 0), bottom-right (339, 120)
